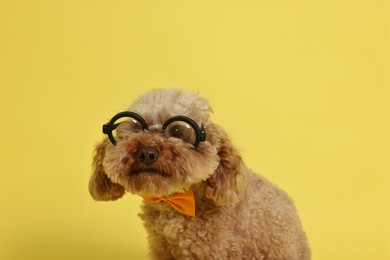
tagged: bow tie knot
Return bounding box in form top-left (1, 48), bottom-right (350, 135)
top-left (143, 189), bottom-right (196, 217)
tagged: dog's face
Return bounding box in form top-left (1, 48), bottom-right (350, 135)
top-left (89, 89), bottom-right (245, 205)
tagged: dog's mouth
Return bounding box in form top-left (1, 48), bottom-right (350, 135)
top-left (130, 167), bottom-right (167, 176)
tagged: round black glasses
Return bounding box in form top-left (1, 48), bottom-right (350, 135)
top-left (102, 112), bottom-right (206, 148)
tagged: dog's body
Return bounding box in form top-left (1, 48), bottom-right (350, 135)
top-left (90, 89), bottom-right (310, 259)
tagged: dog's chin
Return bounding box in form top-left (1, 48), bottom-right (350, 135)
top-left (121, 168), bottom-right (191, 197)
top-left (123, 168), bottom-right (180, 197)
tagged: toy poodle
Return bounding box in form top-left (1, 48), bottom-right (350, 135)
top-left (89, 88), bottom-right (310, 259)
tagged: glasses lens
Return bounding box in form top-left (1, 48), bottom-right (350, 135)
top-left (165, 121), bottom-right (196, 145)
top-left (112, 116), bottom-right (144, 142)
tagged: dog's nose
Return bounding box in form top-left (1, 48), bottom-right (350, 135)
top-left (138, 147), bottom-right (159, 166)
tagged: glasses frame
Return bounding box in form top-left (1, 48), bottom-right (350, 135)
top-left (102, 111), bottom-right (206, 148)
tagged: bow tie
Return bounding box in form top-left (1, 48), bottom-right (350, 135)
top-left (143, 189), bottom-right (196, 217)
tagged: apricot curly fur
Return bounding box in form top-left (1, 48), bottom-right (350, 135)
top-left (89, 89), bottom-right (311, 259)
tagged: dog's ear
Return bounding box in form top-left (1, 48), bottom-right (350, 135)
top-left (89, 139), bottom-right (125, 201)
top-left (205, 124), bottom-right (246, 205)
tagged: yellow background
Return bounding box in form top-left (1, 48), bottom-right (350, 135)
top-left (1, 1), bottom-right (389, 259)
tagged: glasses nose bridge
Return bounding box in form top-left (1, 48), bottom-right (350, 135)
top-left (145, 124), bottom-right (165, 136)
top-left (148, 123), bottom-right (162, 130)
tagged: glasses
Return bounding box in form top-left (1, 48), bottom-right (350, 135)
top-left (102, 111), bottom-right (207, 148)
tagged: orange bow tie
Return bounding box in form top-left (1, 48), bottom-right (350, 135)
top-left (143, 189), bottom-right (196, 217)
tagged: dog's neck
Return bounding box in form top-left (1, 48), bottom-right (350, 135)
top-left (142, 183), bottom-right (231, 218)
top-left (143, 189), bottom-right (196, 217)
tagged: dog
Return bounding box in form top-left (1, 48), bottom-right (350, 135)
top-left (89, 89), bottom-right (310, 259)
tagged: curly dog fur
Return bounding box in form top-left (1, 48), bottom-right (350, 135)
top-left (89, 89), bottom-right (310, 259)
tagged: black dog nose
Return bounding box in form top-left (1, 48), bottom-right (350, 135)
top-left (138, 147), bottom-right (159, 166)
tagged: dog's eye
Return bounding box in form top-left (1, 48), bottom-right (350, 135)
top-left (165, 122), bottom-right (196, 145)
top-left (114, 118), bottom-right (144, 140)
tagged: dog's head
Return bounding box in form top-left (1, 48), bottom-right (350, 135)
top-left (89, 89), bottom-right (245, 205)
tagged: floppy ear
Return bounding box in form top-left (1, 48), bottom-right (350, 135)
top-left (89, 139), bottom-right (125, 201)
top-left (205, 124), bottom-right (246, 205)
